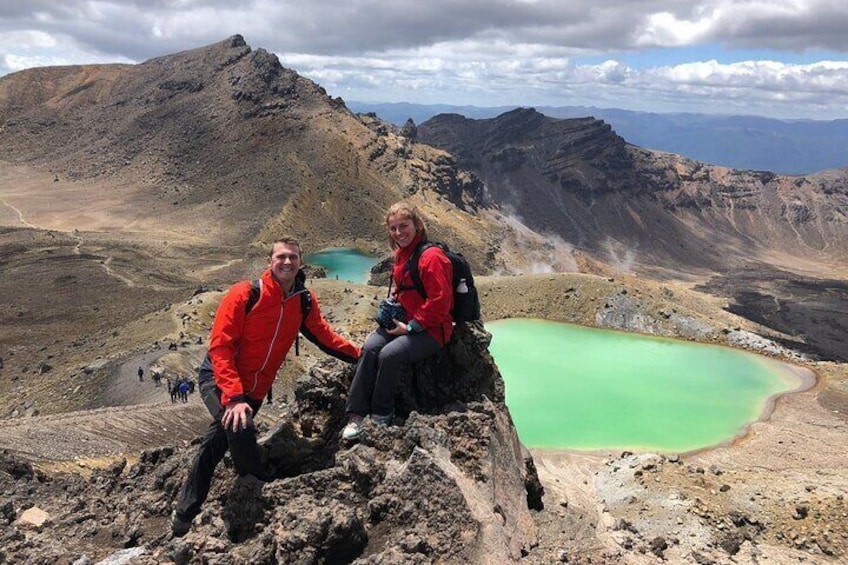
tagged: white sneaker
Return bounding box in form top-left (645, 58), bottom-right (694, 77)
top-left (370, 414), bottom-right (392, 426)
top-left (342, 415), bottom-right (364, 440)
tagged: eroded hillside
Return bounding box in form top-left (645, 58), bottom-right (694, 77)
top-left (0, 35), bottom-right (500, 262)
top-left (418, 108), bottom-right (848, 361)
top-left (418, 108), bottom-right (848, 275)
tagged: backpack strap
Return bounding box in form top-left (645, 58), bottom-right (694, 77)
top-left (401, 241), bottom-right (435, 300)
top-left (295, 290), bottom-right (312, 356)
top-left (244, 278), bottom-right (262, 315)
top-left (300, 289), bottom-right (313, 324)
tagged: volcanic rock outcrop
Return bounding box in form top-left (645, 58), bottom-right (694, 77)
top-left (0, 322), bottom-right (543, 564)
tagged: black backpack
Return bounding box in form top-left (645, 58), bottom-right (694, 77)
top-left (245, 276), bottom-right (312, 355)
top-left (403, 241), bottom-right (481, 322)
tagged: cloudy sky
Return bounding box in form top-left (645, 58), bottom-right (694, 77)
top-left (2, 1), bottom-right (848, 120)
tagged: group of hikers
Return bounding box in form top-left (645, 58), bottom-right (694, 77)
top-left (136, 365), bottom-right (196, 403)
top-left (169, 376), bottom-right (195, 403)
top-left (170, 200), bottom-right (465, 538)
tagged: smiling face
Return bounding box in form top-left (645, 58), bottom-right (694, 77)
top-left (268, 241), bottom-right (301, 289)
top-left (387, 213), bottom-right (419, 249)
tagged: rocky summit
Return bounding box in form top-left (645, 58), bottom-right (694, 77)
top-left (0, 323), bottom-right (546, 564)
top-left (0, 34), bottom-right (490, 252)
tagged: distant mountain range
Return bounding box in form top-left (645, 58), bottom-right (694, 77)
top-left (348, 101), bottom-right (848, 176)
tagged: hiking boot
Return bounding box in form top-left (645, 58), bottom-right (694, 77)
top-left (257, 443), bottom-right (271, 473)
top-left (342, 414), bottom-right (364, 440)
top-left (370, 414), bottom-right (393, 426)
top-left (170, 510), bottom-right (191, 538)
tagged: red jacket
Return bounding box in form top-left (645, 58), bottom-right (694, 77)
top-left (393, 235), bottom-right (454, 345)
top-left (209, 269), bottom-right (360, 405)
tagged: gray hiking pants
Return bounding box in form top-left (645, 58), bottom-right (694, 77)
top-left (345, 327), bottom-right (440, 417)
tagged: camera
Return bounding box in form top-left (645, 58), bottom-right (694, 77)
top-left (374, 298), bottom-right (406, 330)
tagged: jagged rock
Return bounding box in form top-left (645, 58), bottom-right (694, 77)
top-left (719, 532), bottom-right (743, 555)
top-left (394, 321), bottom-right (504, 416)
top-left (0, 450), bottom-right (35, 480)
top-left (368, 255), bottom-right (394, 286)
top-left (90, 547), bottom-right (146, 564)
top-left (691, 551), bottom-right (716, 564)
top-left (303, 265), bottom-right (327, 279)
top-left (649, 536), bottom-right (668, 557)
top-left (254, 321), bottom-right (539, 562)
top-left (82, 359), bottom-right (109, 374)
top-left (400, 118), bottom-right (418, 142)
top-left (0, 500), bottom-right (15, 523)
top-left (191, 286), bottom-right (211, 296)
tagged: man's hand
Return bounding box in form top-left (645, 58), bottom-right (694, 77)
top-left (221, 401), bottom-right (253, 432)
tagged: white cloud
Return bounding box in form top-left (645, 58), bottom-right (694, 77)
top-left (1, 1), bottom-right (847, 118)
top-left (283, 41), bottom-right (848, 118)
top-left (0, 30), bottom-right (57, 48)
top-left (633, 1), bottom-right (848, 51)
top-left (0, 29), bottom-right (133, 73)
top-left (638, 10), bottom-right (719, 47)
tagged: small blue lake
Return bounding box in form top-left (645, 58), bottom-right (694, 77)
top-left (304, 247), bottom-right (379, 284)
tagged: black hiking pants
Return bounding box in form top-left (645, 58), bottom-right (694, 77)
top-left (174, 375), bottom-right (266, 522)
top-left (345, 327), bottom-right (440, 417)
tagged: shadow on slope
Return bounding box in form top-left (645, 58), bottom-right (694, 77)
top-left (696, 264), bottom-right (848, 362)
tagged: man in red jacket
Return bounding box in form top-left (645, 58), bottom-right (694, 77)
top-left (172, 237), bottom-right (360, 537)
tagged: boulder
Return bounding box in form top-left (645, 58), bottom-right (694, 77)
top-left (255, 320), bottom-right (541, 561)
top-left (82, 359), bottom-right (109, 374)
top-left (394, 321), bottom-right (504, 416)
top-left (400, 118), bottom-right (418, 142)
top-left (16, 506), bottom-right (49, 530)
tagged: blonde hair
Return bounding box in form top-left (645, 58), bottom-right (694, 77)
top-left (386, 201), bottom-right (428, 249)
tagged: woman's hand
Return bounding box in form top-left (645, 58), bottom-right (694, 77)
top-left (386, 319), bottom-right (408, 336)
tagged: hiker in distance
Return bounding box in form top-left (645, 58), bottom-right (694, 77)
top-left (171, 237), bottom-right (360, 537)
top-left (343, 201), bottom-right (453, 440)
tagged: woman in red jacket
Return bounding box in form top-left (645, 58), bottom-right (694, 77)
top-left (343, 201), bottom-right (453, 440)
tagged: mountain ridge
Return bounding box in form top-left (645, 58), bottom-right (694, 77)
top-left (418, 108), bottom-right (848, 278)
top-left (0, 35), bottom-right (496, 256)
top-left (349, 100), bottom-right (848, 175)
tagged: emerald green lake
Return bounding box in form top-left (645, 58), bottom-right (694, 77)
top-left (487, 318), bottom-right (804, 452)
top-left (305, 248), bottom-right (378, 284)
